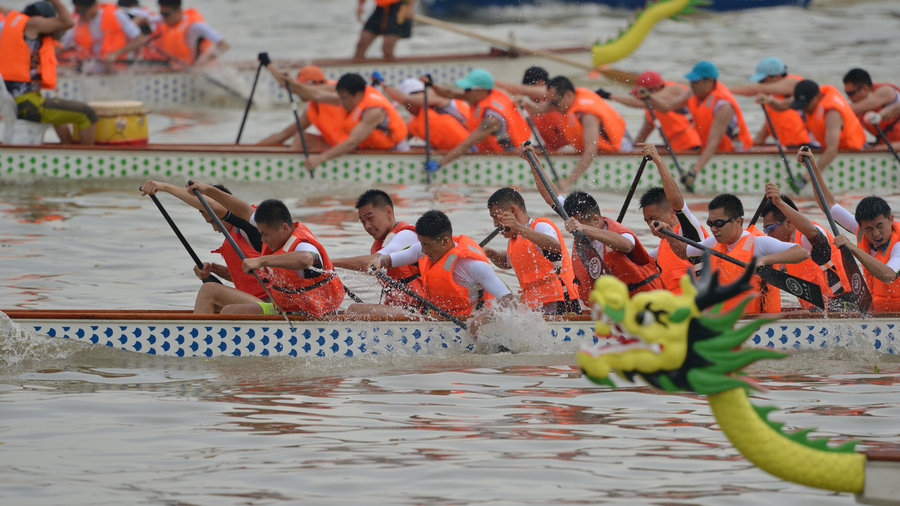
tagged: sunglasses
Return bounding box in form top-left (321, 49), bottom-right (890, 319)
top-left (706, 216), bottom-right (738, 228)
top-left (845, 88), bottom-right (861, 98)
top-left (763, 219), bottom-right (785, 234)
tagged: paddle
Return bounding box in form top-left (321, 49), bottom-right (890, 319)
top-left (760, 103), bottom-right (805, 193)
top-left (873, 123), bottom-right (900, 167)
top-left (189, 182), bottom-right (295, 329)
top-left (370, 269), bottom-right (468, 329)
top-left (308, 267), bottom-right (365, 303)
top-left (144, 191), bottom-right (221, 285)
top-left (279, 63), bottom-right (313, 179)
top-left (748, 195), bottom-right (768, 228)
top-left (616, 155), bottom-right (652, 223)
top-left (656, 225), bottom-right (825, 309)
top-left (521, 108), bottom-right (560, 182)
top-left (800, 156), bottom-right (872, 313)
top-left (413, 13), bottom-right (638, 85)
top-left (479, 225), bottom-right (504, 248)
top-left (422, 74), bottom-right (439, 184)
top-left (235, 53), bottom-right (267, 145)
top-left (642, 96), bottom-right (693, 192)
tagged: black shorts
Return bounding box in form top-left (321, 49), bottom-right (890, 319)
top-left (363, 3), bottom-right (412, 38)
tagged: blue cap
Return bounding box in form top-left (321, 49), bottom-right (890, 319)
top-left (456, 68), bottom-right (494, 90)
top-left (684, 61), bottom-right (719, 82)
top-left (749, 57), bottom-right (786, 83)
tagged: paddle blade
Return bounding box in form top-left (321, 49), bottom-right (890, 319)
top-left (756, 266), bottom-right (825, 309)
top-left (839, 246), bottom-right (872, 314)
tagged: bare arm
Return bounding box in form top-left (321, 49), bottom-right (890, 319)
top-left (731, 78), bottom-right (798, 98)
top-left (764, 182), bottom-right (820, 240)
top-left (640, 143), bottom-right (685, 210)
top-left (798, 147), bottom-right (836, 211)
top-left (816, 109), bottom-right (844, 171)
top-left (560, 113), bottom-right (600, 189)
top-left (483, 247), bottom-right (511, 269)
top-left (244, 251), bottom-right (317, 272)
top-left (693, 102), bottom-right (733, 173)
top-left (431, 83), bottom-right (465, 100)
top-left (438, 114), bottom-right (500, 167)
top-left (633, 118), bottom-right (654, 145)
top-left (566, 218), bottom-right (634, 253)
top-left (25, 0), bottom-right (74, 37)
top-left (849, 86), bottom-right (895, 115)
top-left (494, 80), bottom-right (548, 101)
top-left (185, 180), bottom-right (254, 221)
top-left (332, 254), bottom-right (379, 272)
top-left (834, 235), bottom-right (899, 283)
top-left (140, 179), bottom-right (227, 218)
top-left (644, 85), bottom-right (690, 113)
top-left (314, 107), bottom-right (387, 164)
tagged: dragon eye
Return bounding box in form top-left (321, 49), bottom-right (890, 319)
top-left (638, 310), bottom-right (655, 326)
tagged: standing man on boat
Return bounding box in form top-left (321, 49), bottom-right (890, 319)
top-left (842, 68), bottom-right (900, 145)
top-left (380, 77), bottom-right (471, 150)
top-left (432, 68), bottom-right (530, 168)
top-left (0, 0), bottom-right (99, 144)
top-left (149, 0), bottom-right (228, 67)
top-left (802, 148), bottom-right (900, 313)
top-left (600, 71), bottom-right (702, 154)
top-left (352, 0), bottom-right (414, 61)
top-left (332, 189), bottom-right (425, 309)
top-left (637, 143), bottom-right (707, 294)
top-left (139, 179), bottom-right (269, 314)
top-left (60, 0), bottom-right (147, 71)
top-left (284, 72), bottom-right (409, 173)
top-left (730, 57), bottom-right (812, 150)
top-left (482, 187), bottom-right (580, 315)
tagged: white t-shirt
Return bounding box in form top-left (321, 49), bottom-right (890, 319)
top-left (389, 241), bottom-right (512, 300)
top-left (832, 204), bottom-right (900, 271)
top-left (62, 10), bottom-right (143, 55)
top-left (375, 229), bottom-right (419, 255)
top-left (686, 230), bottom-right (795, 258)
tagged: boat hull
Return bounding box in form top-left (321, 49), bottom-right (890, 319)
top-left (1, 144), bottom-right (897, 194)
top-left (5, 310), bottom-right (897, 358)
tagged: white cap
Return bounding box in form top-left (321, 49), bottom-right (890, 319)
top-left (398, 78), bottom-right (425, 95)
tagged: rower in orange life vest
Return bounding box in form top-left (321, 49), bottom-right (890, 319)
top-left (379, 77), bottom-right (472, 151)
top-left (138, 180), bottom-right (268, 314)
top-left (600, 71), bottom-right (702, 154)
top-left (184, 185), bottom-right (346, 317)
top-left (760, 181), bottom-right (854, 311)
top-left (843, 67), bottom-right (900, 145)
top-left (283, 72), bottom-right (410, 174)
top-left (332, 189), bottom-right (426, 313)
top-left (257, 62), bottom-right (345, 152)
top-left (150, 0), bottom-right (228, 67)
top-left (494, 66), bottom-right (569, 152)
top-left (430, 68), bottom-right (531, 169)
top-left (802, 148), bottom-right (900, 313)
top-left (60, 0), bottom-right (146, 72)
top-left (636, 143), bottom-right (708, 294)
top-left (661, 193), bottom-right (809, 314)
top-left (368, 210), bottom-right (516, 331)
top-left (482, 188), bottom-right (581, 315)
top-left (730, 57), bottom-right (813, 150)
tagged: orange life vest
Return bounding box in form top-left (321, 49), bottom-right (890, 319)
top-left (688, 81), bottom-right (753, 152)
top-left (72, 4), bottom-right (129, 60)
top-left (506, 217), bottom-right (579, 310)
top-left (761, 74), bottom-right (811, 147)
top-left (258, 222), bottom-right (345, 317)
top-left (803, 84), bottom-right (867, 150)
top-left (857, 220), bottom-right (900, 313)
top-left (417, 235), bottom-right (495, 317)
top-left (211, 228), bottom-right (267, 300)
top-left (375, 0), bottom-right (404, 6)
top-left (469, 88), bottom-right (530, 153)
top-left (571, 218), bottom-right (662, 303)
top-left (305, 83), bottom-right (347, 146)
top-left (532, 109), bottom-right (569, 150)
top-left (563, 88), bottom-right (626, 152)
top-left (154, 7), bottom-right (209, 64)
top-left (781, 222), bottom-right (848, 309)
top-left (0, 11), bottom-right (57, 89)
top-left (710, 232), bottom-right (780, 315)
top-left (408, 100), bottom-right (471, 150)
top-left (657, 221), bottom-right (709, 293)
top-left (370, 221), bottom-right (425, 307)
top-left (644, 81), bottom-right (702, 152)
top-left (342, 85), bottom-right (408, 150)
top-left (863, 82), bottom-right (900, 143)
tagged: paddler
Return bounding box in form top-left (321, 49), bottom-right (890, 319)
top-left (842, 68), bottom-right (900, 145)
top-left (379, 77), bottom-right (471, 151)
top-left (802, 147), bottom-right (900, 313)
top-left (332, 189), bottom-right (425, 310)
top-left (149, 0), bottom-right (228, 67)
top-left (0, 0), bottom-right (99, 144)
top-left (139, 179), bottom-right (268, 314)
top-left (60, 0), bottom-right (147, 71)
top-left (482, 187), bottom-right (580, 315)
top-left (495, 66), bottom-right (568, 152)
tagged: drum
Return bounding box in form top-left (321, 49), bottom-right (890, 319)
top-left (76, 100), bottom-right (149, 146)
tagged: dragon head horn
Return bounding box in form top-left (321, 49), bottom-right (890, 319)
top-left (693, 251), bottom-right (756, 311)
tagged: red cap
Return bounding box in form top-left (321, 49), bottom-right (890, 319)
top-left (296, 65), bottom-right (325, 84)
top-left (631, 71), bottom-right (664, 95)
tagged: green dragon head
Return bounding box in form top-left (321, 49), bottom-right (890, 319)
top-left (577, 255), bottom-right (785, 394)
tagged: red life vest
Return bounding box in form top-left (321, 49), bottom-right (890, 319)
top-left (803, 85), bottom-right (867, 150)
top-left (375, 0), bottom-right (404, 6)
top-left (563, 88), bottom-right (626, 152)
top-left (688, 81), bottom-right (753, 152)
top-left (863, 82), bottom-right (900, 143)
top-left (469, 88), bottom-right (530, 153)
top-left (211, 227), bottom-right (267, 299)
top-left (657, 221), bottom-right (709, 293)
top-left (370, 221), bottom-right (425, 307)
top-left (72, 4), bottom-right (129, 60)
top-left (761, 74), bottom-right (812, 147)
top-left (258, 222), bottom-right (345, 317)
top-left (0, 11), bottom-right (57, 89)
top-left (644, 81), bottom-right (702, 152)
top-left (710, 232), bottom-right (780, 315)
top-left (532, 109), bottom-right (568, 150)
top-left (154, 8), bottom-right (209, 64)
top-left (781, 222), bottom-right (848, 309)
top-left (342, 85), bottom-right (408, 150)
top-left (506, 217), bottom-right (578, 310)
top-left (407, 101), bottom-right (471, 150)
top-left (857, 220), bottom-right (900, 313)
top-left (571, 218), bottom-right (662, 303)
top-left (417, 235), bottom-right (495, 317)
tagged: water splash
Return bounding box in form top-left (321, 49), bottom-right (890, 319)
top-left (472, 306), bottom-right (584, 355)
top-left (0, 311), bottom-right (81, 369)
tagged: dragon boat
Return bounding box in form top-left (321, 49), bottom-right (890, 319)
top-left (577, 261), bottom-right (899, 504)
top-left (2, 143), bottom-right (898, 194)
top-left (2, 308), bottom-right (898, 359)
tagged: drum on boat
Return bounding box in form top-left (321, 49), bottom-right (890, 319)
top-left (75, 100), bottom-right (149, 146)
